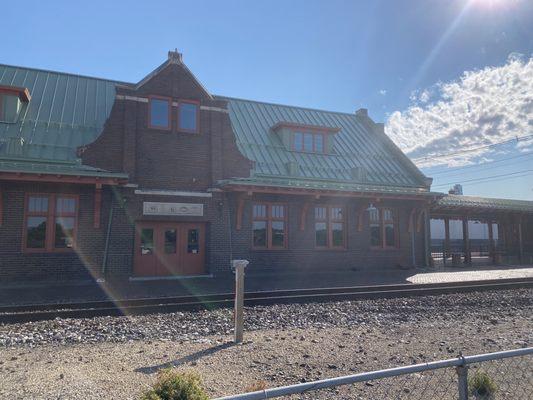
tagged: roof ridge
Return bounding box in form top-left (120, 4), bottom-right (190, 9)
top-left (216, 95), bottom-right (367, 120)
top-left (0, 62), bottom-right (131, 86)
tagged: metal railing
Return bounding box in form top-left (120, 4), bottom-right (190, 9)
top-left (213, 347), bottom-right (533, 399)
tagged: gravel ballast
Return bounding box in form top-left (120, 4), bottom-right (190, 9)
top-left (0, 289), bottom-right (532, 399)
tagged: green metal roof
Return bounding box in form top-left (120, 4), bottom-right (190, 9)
top-left (436, 195), bottom-right (533, 213)
top-left (0, 64), bottom-right (124, 178)
top-left (0, 158), bottom-right (128, 179)
top-left (220, 97), bottom-right (429, 191)
top-left (220, 176), bottom-right (441, 197)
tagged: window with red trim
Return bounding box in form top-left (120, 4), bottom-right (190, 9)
top-left (252, 203), bottom-right (287, 249)
top-left (293, 132), bottom-right (325, 153)
top-left (178, 101), bottom-right (199, 133)
top-left (315, 206), bottom-right (345, 248)
top-left (24, 194), bottom-right (78, 252)
top-left (148, 96), bottom-right (171, 129)
top-left (369, 208), bottom-right (398, 249)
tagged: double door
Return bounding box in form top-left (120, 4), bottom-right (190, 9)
top-left (133, 222), bottom-right (205, 277)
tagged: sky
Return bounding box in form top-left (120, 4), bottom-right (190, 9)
top-left (2, 0), bottom-right (532, 199)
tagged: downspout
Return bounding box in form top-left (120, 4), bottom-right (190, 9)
top-left (101, 192), bottom-right (114, 279)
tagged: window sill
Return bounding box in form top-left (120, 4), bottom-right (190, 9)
top-left (369, 247), bottom-right (400, 252)
top-left (177, 128), bottom-right (200, 134)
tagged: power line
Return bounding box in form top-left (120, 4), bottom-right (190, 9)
top-left (432, 168), bottom-right (533, 187)
top-left (411, 134), bottom-right (533, 161)
top-left (427, 152), bottom-right (533, 176)
top-left (437, 171), bottom-right (533, 187)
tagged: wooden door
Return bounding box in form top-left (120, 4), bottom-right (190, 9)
top-left (133, 223), bottom-right (158, 277)
top-left (133, 222), bottom-right (205, 277)
top-left (156, 225), bottom-right (181, 276)
top-left (179, 223), bottom-right (205, 275)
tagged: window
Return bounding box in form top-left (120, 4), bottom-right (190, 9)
top-left (140, 228), bottom-right (154, 255)
top-left (293, 131), bottom-right (326, 153)
top-left (0, 93), bottom-right (22, 123)
top-left (149, 96), bottom-right (171, 129)
top-left (178, 101), bottom-right (199, 133)
top-left (252, 203), bottom-right (287, 249)
top-left (315, 206), bottom-right (345, 249)
top-left (369, 208), bottom-right (398, 249)
top-left (24, 194), bottom-right (78, 252)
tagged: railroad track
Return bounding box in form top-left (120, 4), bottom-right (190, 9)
top-left (0, 277), bottom-right (532, 324)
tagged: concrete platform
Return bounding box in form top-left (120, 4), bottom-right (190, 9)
top-left (0, 264), bottom-right (531, 307)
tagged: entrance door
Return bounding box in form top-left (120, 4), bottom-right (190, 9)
top-left (133, 222), bottom-right (205, 277)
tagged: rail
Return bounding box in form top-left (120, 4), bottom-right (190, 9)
top-left (1, 277), bottom-right (532, 323)
top-left (213, 347), bottom-right (533, 399)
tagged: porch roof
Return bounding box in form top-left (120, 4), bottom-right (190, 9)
top-left (218, 175), bottom-right (442, 199)
top-left (434, 195), bottom-right (533, 214)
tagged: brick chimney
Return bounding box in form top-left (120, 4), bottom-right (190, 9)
top-left (355, 108), bottom-right (368, 118)
top-left (168, 49), bottom-right (183, 63)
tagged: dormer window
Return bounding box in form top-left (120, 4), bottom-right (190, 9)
top-left (293, 132), bottom-right (325, 153)
top-left (148, 96), bottom-right (171, 130)
top-left (271, 121), bottom-right (340, 155)
top-left (178, 100), bottom-right (199, 133)
top-left (0, 86), bottom-right (31, 124)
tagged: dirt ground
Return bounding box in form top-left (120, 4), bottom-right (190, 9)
top-left (1, 312), bottom-right (531, 399)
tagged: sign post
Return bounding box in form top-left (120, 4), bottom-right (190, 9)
top-left (232, 259), bottom-right (249, 344)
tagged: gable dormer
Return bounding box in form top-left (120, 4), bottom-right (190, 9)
top-left (0, 85), bottom-right (31, 123)
top-left (271, 122), bottom-right (340, 154)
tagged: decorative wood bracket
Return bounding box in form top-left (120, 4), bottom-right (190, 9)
top-left (300, 203), bottom-right (310, 231)
top-left (407, 208), bottom-right (417, 233)
top-left (94, 184), bottom-right (102, 228)
top-left (357, 204), bottom-right (367, 232)
top-left (236, 194), bottom-right (246, 230)
top-left (416, 208), bottom-right (425, 233)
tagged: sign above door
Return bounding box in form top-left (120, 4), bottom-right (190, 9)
top-left (143, 202), bottom-right (204, 216)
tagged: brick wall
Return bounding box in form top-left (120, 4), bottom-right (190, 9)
top-left (0, 182), bottom-right (113, 282)
top-left (228, 193), bottom-right (427, 274)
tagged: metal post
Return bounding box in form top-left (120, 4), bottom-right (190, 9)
top-left (456, 365), bottom-right (469, 400)
top-left (518, 216), bottom-right (524, 264)
top-left (463, 218), bottom-right (470, 265)
top-left (233, 259), bottom-right (249, 343)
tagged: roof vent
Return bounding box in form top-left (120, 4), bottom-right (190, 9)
top-left (350, 166), bottom-right (367, 182)
top-left (168, 49), bottom-right (183, 63)
top-left (285, 161), bottom-right (300, 176)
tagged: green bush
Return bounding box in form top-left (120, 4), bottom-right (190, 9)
top-left (468, 370), bottom-right (498, 399)
top-left (141, 369), bottom-right (209, 400)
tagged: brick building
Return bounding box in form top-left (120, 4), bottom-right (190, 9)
top-left (0, 51), bottom-right (531, 285)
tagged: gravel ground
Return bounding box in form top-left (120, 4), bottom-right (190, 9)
top-left (0, 289), bottom-right (532, 399)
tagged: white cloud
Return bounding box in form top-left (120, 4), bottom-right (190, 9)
top-left (379, 89), bottom-right (387, 96)
top-left (385, 54), bottom-right (533, 168)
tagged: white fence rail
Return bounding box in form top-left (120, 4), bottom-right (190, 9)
top-left (213, 347), bottom-right (533, 400)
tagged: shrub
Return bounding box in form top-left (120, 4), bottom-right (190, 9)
top-left (245, 380), bottom-right (267, 392)
top-left (141, 369), bottom-right (209, 400)
top-left (468, 370), bottom-right (498, 399)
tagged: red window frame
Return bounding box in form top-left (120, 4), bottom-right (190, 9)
top-left (148, 95), bottom-right (172, 130)
top-left (22, 193), bottom-right (79, 253)
top-left (369, 207), bottom-right (399, 250)
top-left (252, 202), bottom-right (288, 250)
top-left (314, 205), bottom-right (346, 249)
top-left (177, 99), bottom-right (200, 134)
top-left (292, 131), bottom-right (326, 153)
